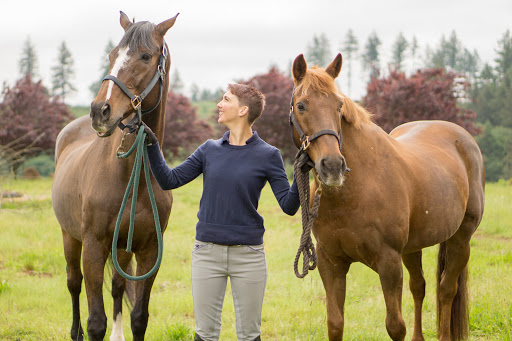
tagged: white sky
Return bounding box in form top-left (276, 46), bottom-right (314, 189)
top-left (2, 0), bottom-right (511, 106)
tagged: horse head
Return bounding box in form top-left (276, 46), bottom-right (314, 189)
top-left (91, 11), bottom-right (178, 137)
top-left (291, 53), bottom-right (348, 186)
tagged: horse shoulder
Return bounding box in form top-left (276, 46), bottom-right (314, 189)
top-left (55, 115), bottom-right (96, 164)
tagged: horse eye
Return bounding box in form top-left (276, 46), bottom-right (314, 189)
top-left (141, 53), bottom-right (152, 62)
top-left (337, 102), bottom-right (343, 113)
top-left (297, 102), bottom-right (306, 113)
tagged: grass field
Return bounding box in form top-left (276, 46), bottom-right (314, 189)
top-left (0, 177), bottom-right (511, 340)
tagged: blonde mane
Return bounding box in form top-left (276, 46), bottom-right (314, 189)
top-left (296, 66), bottom-right (373, 128)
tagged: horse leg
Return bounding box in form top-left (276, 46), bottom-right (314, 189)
top-left (130, 250), bottom-right (158, 341)
top-left (437, 238), bottom-right (471, 341)
top-left (317, 246), bottom-right (350, 341)
top-left (82, 235), bottom-right (110, 341)
top-left (110, 250), bottom-right (134, 341)
top-left (62, 230), bottom-right (84, 341)
top-left (377, 250), bottom-right (407, 341)
top-left (402, 251), bottom-right (425, 341)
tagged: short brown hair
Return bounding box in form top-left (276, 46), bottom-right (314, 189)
top-left (228, 83), bottom-right (266, 125)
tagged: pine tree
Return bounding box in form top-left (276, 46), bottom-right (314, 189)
top-left (410, 36), bottom-right (419, 71)
top-left (391, 32), bottom-right (408, 71)
top-left (362, 31), bottom-right (382, 79)
top-left (306, 33), bottom-right (332, 67)
top-left (495, 30), bottom-right (512, 78)
top-left (170, 69), bottom-right (184, 94)
top-left (19, 37), bottom-right (38, 77)
top-left (51, 41), bottom-right (76, 100)
top-left (89, 40), bottom-right (115, 97)
top-left (342, 29), bottom-right (358, 94)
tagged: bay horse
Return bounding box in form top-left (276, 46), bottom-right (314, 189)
top-left (290, 54), bottom-right (485, 341)
top-left (52, 12), bottom-right (177, 341)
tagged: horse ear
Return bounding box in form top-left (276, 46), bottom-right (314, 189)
top-left (120, 11), bottom-right (133, 31)
top-left (156, 13), bottom-right (180, 37)
top-left (325, 53), bottom-right (343, 79)
top-left (292, 54), bottom-right (308, 83)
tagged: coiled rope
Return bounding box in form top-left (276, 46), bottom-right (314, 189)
top-left (293, 151), bottom-right (321, 278)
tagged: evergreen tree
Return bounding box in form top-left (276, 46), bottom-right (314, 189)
top-left (462, 48), bottom-right (480, 82)
top-left (495, 30), bottom-right (512, 78)
top-left (19, 37), bottom-right (38, 77)
top-left (410, 36), bottom-right (419, 71)
top-left (391, 32), bottom-right (408, 71)
top-left (51, 41), bottom-right (76, 100)
top-left (342, 29), bottom-right (358, 94)
top-left (362, 31), bottom-right (382, 79)
top-left (89, 40), bottom-right (115, 97)
top-left (444, 31), bottom-right (462, 70)
top-left (306, 33), bottom-right (332, 67)
top-left (170, 69), bottom-right (184, 94)
top-left (190, 83), bottom-right (200, 102)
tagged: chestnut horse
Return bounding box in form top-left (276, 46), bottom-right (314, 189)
top-left (52, 12), bottom-right (177, 341)
top-left (290, 54), bottom-right (485, 341)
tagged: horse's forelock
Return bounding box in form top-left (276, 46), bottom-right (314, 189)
top-left (297, 67), bottom-right (373, 127)
top-left (119, 21), bottom-right (157, 52)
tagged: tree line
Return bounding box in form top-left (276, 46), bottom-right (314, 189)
top-left (1, 30), bottom-right (511, 181)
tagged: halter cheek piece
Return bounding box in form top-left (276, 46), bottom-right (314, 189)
top-left (99, 45), bottom-right (168, 136)
top-left (288, 88), bottom-right (344, 154)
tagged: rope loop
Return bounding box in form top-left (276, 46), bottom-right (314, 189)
top-left (112, 125), bottom-right (163, 281)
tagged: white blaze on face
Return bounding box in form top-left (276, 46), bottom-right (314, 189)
top-left (106, 46), bottom-right (130, 101)
top-left (110, 312), bottom-right (125, 341)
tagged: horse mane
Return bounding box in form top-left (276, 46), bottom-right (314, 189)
top-left (120, 21), bottom-right (157, 51)
top-left (296, 66), bottom-right (373, 128)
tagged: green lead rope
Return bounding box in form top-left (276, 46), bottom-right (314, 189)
top-left (112, 125), bottom-right (163, 281)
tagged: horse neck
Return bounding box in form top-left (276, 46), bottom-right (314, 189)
top-left (341, 121), bottom-right (394, 170)
top-left (142, 76), bottom-right (170, 144)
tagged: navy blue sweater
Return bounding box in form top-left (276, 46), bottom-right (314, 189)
top-left (147, 131), bottom-right (300, 245)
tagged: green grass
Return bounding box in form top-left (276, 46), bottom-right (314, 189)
top-left (0, 178), bottom-right (511, 340)
top-left (192, 100), bottom-right (217, 121)
top-left (69, 105), bottom-right (90, 118)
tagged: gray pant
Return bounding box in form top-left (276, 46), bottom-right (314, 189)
top-left (191, 240), bottom-right (267, 341)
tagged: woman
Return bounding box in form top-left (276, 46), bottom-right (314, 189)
top-left (145, 83), bottom-right (300, 341)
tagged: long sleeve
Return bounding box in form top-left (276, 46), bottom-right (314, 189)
top-left (267, 149), bottom-right (300, 216)
top-left (147, 142), bottom-right (205, 190)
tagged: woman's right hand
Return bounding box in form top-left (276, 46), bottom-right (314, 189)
top-left (142, 122), bottom-right (158, 145)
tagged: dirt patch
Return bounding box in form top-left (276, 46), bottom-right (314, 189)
top-left (22, 270), bottom-right (54, 278)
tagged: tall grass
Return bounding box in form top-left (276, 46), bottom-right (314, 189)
top-left (0, 178), bottom-right (511, 340)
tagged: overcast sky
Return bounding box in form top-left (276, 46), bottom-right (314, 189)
top-left (2, 0), bottom-right (511, 106)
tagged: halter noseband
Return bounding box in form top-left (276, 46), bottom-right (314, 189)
top-left (288, 88), bottom-right (344, 153)
top-left (99, 45), bottom-right (168, 136)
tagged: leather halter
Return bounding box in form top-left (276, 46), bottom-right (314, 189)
top-left (99, 45), bottom-right (168, 136)
top-left (288, 87), bottom-right (343, 152)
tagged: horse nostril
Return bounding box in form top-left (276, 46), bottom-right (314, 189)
top-left (100, 103), bottom-right (111, 119)
top-left (90, 101), bottom-right (111, 121)
top-left (341, 157), bottom-right (348, 174)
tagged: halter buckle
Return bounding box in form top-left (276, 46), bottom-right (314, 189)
top-left (301, 136), bottom-right (311, 150)
top-left (131, 96), bottom-right (142, 110)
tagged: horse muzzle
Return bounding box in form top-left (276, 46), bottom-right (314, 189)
top-left (90, 101), bottom-right (123, 137)
top-left (316, 155), bottom-right (348, 186)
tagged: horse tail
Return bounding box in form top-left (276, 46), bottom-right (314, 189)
top-left (436, 241), bottom-right (469, 340)
top-left (105, 255), bottom-right (135, 308)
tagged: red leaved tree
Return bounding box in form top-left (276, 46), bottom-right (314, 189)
top-left (363, 68), bottom-right (480, 135)
top-left (0, 75), bottom-right (73, 173)
top-left (163, 91), bottom-right (213, 158)
top-left (241, 67), bottom-right (296, 161)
